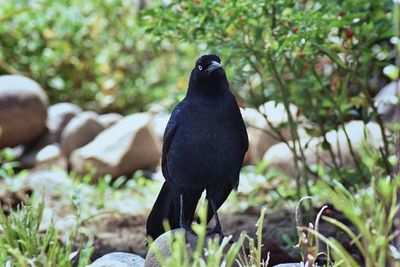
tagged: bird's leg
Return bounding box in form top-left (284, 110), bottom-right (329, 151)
top-left (179, 194), bottom-right (196, 235)
top-left (206, 198), bottom-right (225, 238)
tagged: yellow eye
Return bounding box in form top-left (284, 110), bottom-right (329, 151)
top-left (198, 65), bottom-right (203, 71)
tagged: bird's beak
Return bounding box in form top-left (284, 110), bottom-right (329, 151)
top-left (205, 61), bottom-right (222, 75)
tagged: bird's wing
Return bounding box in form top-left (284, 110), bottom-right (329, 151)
top-left (234, 98), bottom-right (249, 157)
top-left (240, 118), bottom-right (249, 156)
top-left (229, 96), bottom-right (249, 190)
top-left (161, 100), bottom-right (185, 183)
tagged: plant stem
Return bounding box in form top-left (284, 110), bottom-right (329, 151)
top-left (266, 51), bottom-right (312, 209)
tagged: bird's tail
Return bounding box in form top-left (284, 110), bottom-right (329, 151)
top-left (146, 182), bottom-right (180, 242)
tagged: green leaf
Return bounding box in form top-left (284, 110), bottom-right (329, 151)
top-left (383, 64), bottom-right (399, 80)
top-left (314, 44), bottom-right (348, 69)
top-left (321, 140), bottom-right (332, 150)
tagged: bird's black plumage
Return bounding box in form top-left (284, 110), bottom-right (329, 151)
top-left (146, 54), bottom-right (248, 241)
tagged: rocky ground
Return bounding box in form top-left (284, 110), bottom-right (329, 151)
top-left (1, 75), bottom-right (397, 178)
top-left (0, 75), bottom-right (397, 266)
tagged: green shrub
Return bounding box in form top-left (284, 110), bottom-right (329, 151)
top-left (143, 0), bottom-right (396, 195)
top-left (0, 0), bottom-right (196, 113)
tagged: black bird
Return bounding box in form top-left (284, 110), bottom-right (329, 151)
top-left (146, 54), bottom-right (248, 241)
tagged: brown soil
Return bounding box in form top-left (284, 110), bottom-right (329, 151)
top-left (86, 205), bottom-right (362, 265)
top-left (0, 187), bottom-right (32, 216)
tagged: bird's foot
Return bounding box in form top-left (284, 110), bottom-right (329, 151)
top-left (180, 221), bottom-right (197, 236)
top-left (206, 226), bottom-right (225, 240)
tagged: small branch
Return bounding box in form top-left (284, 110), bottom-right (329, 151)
top-left (0, 59), bottom-right (21, 75)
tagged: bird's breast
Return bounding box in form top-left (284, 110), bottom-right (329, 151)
top-left (167, 111), bottom-right (243, 188)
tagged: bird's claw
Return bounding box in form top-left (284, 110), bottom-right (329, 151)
top-left (180, 222), bottom-right (197, 236)
top-left (206, 227), bottom-right (225, 240)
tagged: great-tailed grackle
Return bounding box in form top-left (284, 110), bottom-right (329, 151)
top-left (146, 54), bottom-right (248, 241)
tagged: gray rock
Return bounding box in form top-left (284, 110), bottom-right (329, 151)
top-left (0, 75), bottom-right (48, 148)
top-left (149, 113), bottom-right (170, 143)
top-left (263, 121), bottom-right (383, 176)
top-left (241, 101), bottom-right (299, 164)
top-left (27, 170), bottom-right (72, 196)
top-left (47, 102), bottom-right (81, 142)
top-left (70, 113), bottom-right (161, 178)
top-left (88, 252), bottom-right (145, 267)
top-left (17, 102), bottom-right (80, 168)
top-left (145, 230), bottom-right (220, 267)
top-left (34, 144), bottom-right (67, 171)
top-left (17, 128), bottom-right (55, 168)
top-left (98, 113), bottom-right (123, 128)
top-left (61, 111), bottom-right (105, 158)
top-left (20, 143), bottom-right (67, 171)
top-left (374, 81), bottom-right (400, 123)
top-left (274, 264), bottom-right (321, 267)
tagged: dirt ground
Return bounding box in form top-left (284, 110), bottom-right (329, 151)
top-left (86, 205), bottom-right (362, 266)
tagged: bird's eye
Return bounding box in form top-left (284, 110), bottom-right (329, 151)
top-left (198, 65), bottom-right (203, 71)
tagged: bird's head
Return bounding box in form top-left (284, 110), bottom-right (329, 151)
top-left (188, 54), bottom-right (229, 95)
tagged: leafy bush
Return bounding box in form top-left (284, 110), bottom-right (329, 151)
top-left (0, 0), bottom-right (196, 113)
top-left (144, 0), bottom-right (396, 194)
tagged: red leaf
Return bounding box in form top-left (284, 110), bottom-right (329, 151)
top-left (344, 27), bottom-right (353, 39)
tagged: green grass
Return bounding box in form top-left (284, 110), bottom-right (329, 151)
top-left (0, 201), bottom-right (93, 267)
top-left (304, 175), bottom-right (400, 267)
top-left (147, 203), bottom-right (269, 267)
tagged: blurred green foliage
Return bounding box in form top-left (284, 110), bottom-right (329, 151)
top-left (0, 0), bottom-right (196, 113)
top-left (144, 0), bottom-right (393, 120)
top-left (0, 0), bottom-right (396, 191)
top-left (144, 0), bottom-right (396, 190)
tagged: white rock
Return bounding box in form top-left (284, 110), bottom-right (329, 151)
top-left (274, 263), bottom-right (320, 267)
top-left (47, 102), bottom-right (81, 142)
top-left (374, 81), bottom-right (400, 123)
top-left (263, 121), bottom-right (383, 176)
top-left (88, 252), bottom-right (145, 267)
top-left (241, 101), bottom-right (299, 164)
top-left (99, 113), bottom-right (123, 128)
top-left (150, 113), bottom-right (170, 143)
top-left (27, 170), bottom-right (73, 196)
top-left (70, 113), bottom-right (161, 178)
top-left (145, 230), bottom-right (224, 267)
top-left (36, 144), bottom-right (61, 162)
top-left (61, 111), bottom-right (105, 157)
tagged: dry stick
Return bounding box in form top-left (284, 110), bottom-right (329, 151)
top-left (394, 2), bottom-right (400, 252)
top-left (396, 132), bottom-right (400, 251)
top-left (291, 56), bottom-right (343, 178)
top-left (265, 51), bottom-right (313, 206)
top-left (329, 72), bottom-right (364, 177)
top-left (0, 59), bottom-right (21, 75)
top-left (341, 121), bottom-right (365, 175)
top-left (249, 94), bottom-right (320, 178)
top-left (309, 52), bottom-right (364, 177)
top-left (360, 84), bottom-right (393, 176)
top-left (244, 59), bottom-right (302, 202)
top-left (283, 55), bottom-right (341, 176)
top-left (308, 59), bottom-right (344, 178)
top-left (246, 123), bottom-right (281, 141)
top-left (336, 132), bottom-right (344, 167)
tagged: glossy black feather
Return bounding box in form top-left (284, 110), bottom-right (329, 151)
top-left (146, 55), bottom-right (248, 241)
